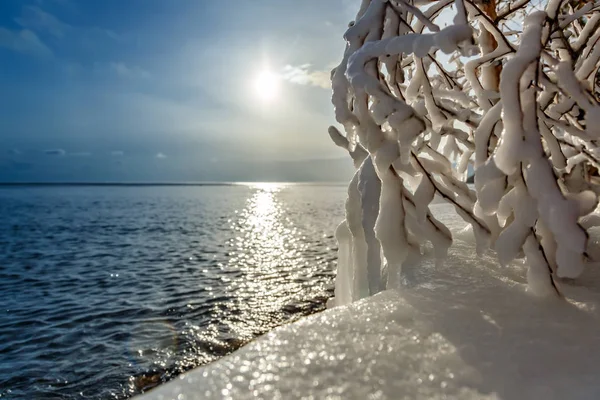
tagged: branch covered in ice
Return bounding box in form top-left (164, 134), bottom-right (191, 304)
top-left (327, 0), bottom-right (600, 306)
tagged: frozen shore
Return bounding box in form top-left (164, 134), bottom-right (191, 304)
top-left (137, 225), bottom-right (600, 400)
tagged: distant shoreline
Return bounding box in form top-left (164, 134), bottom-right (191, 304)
top-left (0, 181), bottom-right (349, 187)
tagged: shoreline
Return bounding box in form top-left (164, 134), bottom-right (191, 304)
top-left (135, 235), bottom-right (600, 400)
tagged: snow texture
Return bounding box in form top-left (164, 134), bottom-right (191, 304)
top-left (328, 0), bottom-right (600, 305)
top-left (138, 205), bottom-right (600, 400)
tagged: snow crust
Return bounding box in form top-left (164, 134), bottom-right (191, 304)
top-left (137, 205), bottom-right (600, 400)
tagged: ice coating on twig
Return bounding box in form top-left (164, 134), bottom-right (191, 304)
top-left (328, 0), bottom-right (600, 305)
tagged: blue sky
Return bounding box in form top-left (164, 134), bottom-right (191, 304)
top-left (0, 0), bottom-right (357, 182)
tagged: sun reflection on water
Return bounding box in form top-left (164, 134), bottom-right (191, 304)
top-left (123, 184), bottom-right (338, 396)
top-left (218, 183), bottom-right (320, 340)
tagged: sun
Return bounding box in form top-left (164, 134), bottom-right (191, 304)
top-left (254, 70), bottom-right (280, 102)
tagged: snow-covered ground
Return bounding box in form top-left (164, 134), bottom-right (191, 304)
top-left (138, 204), bottom-right (600, 400)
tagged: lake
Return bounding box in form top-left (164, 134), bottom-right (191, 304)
top-left (0, 183), bottom-right (347, 399)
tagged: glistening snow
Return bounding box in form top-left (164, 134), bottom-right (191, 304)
top-left (139, 204), bottom-right (600, 399)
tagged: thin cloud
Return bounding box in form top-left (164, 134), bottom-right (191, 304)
top-left (102, 29), bottom-right (121, 41)
top-left (155, 152), bottom-right (167, 159)
top-left (34, 0), bottom-right (70, 6)
top-left (282, 64), bottom-right (331, 89)
top-left (69, 151), bottom-right (91, 156)
top-left (15, 6), bottom-right (70, 38)
top-left (8, 149), bottom-right (22, 155)
top-left (15, 5), bottom-right (120, 45)
top-left (82, 27), bottom-right (122, 42)
top-left (44, 148), bottom-right (66, 156)
top-left (108, 62), bottom-right (150, 79)
top-left (110, 150), bottom-right (124, 156)
top-left (0, 27), bottom-right (52, 57)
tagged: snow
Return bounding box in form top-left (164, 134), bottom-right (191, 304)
top-left (137, 204), bottom-right (600, 400)
top-left (328, 0), bottom-right (600, 304)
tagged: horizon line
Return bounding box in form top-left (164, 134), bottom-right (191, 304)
top-left (0, 181), bottom-right (349, 187)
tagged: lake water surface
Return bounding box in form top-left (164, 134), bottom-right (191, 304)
top-left (0, 183), bottom-right (346, 399)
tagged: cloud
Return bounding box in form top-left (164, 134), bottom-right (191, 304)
top-left (15, 6), bottom-right (69, 38)
top-left (42, 149), bottom-right (90, 157)
top-left (0, 28), bottom-right (52, 56)
top-left (101, 29), bottom-right (121, 41)
top-left (8, 149), bottom-right (22, 155)
top-left (282, 64), bottom-right (332, 89)
top-left (15, 5), bottom-right (121, 46)
top-left (110, 150), bottom-right (124, 156)
top-left (44, 148), bottom-right (66, 155)
top-left (107, 62), bottom-right (151, 79)
top-left (34, 0), bottom-right (70, 6)
top-left (155, 152), bottom-right (167, 159)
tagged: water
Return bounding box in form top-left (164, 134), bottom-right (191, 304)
top-left (0, 183), bottom-right (347, 399)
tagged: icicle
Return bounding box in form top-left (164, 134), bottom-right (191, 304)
top-left (374, 141), bottom-right (411, 285)
top-left (345, 167), bottom-right (370, 301)
top-left (331, 221), bottom-right (354, 307)
top-left (358, 157), bottom-right (383, 295)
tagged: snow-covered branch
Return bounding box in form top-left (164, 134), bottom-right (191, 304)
top-left (328, 0), bottom-right (600, 306)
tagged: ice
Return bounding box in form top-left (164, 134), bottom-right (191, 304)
top-left (346, 168), bottom-right (370, 301)
top-left (414, 173), bottom-right (436, 222)
top-left (374, 141), bottom-right (411, 290)
top-left (474, 102), bottom-right (502, 167)
top-left (138, 206), bottom-right (600, 399)
top-left (495, 221), bottom-right (530, 266)
top-left (326, 0), bottom-right (600, 300)
top-left (333, 220), bottom-right (353, 307)
top-left (358, 157), bottom-right (383, 295)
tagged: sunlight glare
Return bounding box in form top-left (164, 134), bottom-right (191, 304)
top-left (254, 70), bottom-right (280, 102)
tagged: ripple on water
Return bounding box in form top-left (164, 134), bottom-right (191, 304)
top-left (0, 184), bottom-right (347, 399)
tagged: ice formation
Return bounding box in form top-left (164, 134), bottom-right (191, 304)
top-left (138, 207), bottom-right (600, 399)
top-left (329, 0), bottom-right (600, 306)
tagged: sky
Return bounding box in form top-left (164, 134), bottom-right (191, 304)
top-left (0, 0), bottom-right (358, 182)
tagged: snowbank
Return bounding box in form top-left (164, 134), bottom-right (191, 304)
top-left (138, 213), bottom-right (600, 400)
